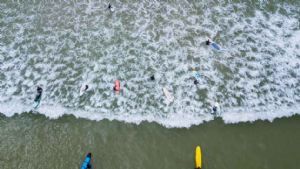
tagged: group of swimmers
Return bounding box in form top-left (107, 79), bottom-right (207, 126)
top-left (34, 37), bottom-right (219, 112)
top-left (32, 2), bottom-right (219, 112)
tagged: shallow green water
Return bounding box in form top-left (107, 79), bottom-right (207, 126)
top-left (0, 114), bottom-right (299, 169)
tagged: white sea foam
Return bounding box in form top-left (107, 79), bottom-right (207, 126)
top-left (0, 1), bottom-right (299, 128)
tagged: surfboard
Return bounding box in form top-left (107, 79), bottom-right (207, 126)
top-left (163, 87), bottom-right (174, 104)
top-left (33, 100), bottom-right (40, 109)
top-left (33, 95), bottom-right (42, 109)
top-left (80, 84), bottom-right (88, 96)
top-left (192, 70), bottom-right (201, 82)
top-left (110, 7), bottom-right (115, 12)
top-left (195, 146), bottom-right (202, 169)
top-left (81, 153), bottom-right (92, 169)
top-left (210, 42), bottom-right (221, 50)
top-left (207, 38), bottom-right (222, 51)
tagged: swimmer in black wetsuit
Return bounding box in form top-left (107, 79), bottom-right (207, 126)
top-left (108, 3), bottom-right (112, 10)
top-left (206, 39), bottom-right (211, 45)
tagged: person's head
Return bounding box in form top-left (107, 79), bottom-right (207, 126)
top-left (150, 75), bottom-right (155, 81)
top-left (87, 152), bottom-right (92, 158)
top-left (37, 86), bottom-right (42, 91)
top-left (85, 85), bottom-right (89, 90)
top-left (194, 80), bottom-right (198, 85)
top-left (108, 3), bottom-right (111, 8)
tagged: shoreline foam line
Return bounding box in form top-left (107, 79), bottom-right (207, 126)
top-left (0, 101), bottom-right (299, 128)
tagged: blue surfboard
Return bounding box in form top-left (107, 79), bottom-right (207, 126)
top-left (81, 153), bottom-right (92, 169)
top-left (210, 42), bottom-right (221, 50)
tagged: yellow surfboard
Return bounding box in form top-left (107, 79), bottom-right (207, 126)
top-left (195, 146), bottom-right (202, 169)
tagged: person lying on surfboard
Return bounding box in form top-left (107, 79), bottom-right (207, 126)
top-left (192, 67), bottom-right (201, 85)
top-left (34, 86), bottom-right (43, 102)
top-left (84, 85), bottom-right (89, 91)
top-left (81, 152), bottom-right (92, 169)
top-left (206, 39), bottom-right (211, 45)
top-left (206, 38), bottom-right (222, 51)
top-left (113, 80), bottom-right (121, 93)
top-left (80, 84), bottom-right (89, 96)
top-left (108, 3), bottom-right (114, 12)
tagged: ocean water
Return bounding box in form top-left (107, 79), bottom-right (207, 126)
top-left (0, 0), bottom-right (300, 127)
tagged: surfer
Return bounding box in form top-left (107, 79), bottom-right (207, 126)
top-left (113, 80), bottom-right (120, 92)
top-left (212, 106), bottom-right (217, 112)
top-left (81, 152), bottom-right (92, 169)
top-left (212, 103), bottom-right (219, 113)
top-left (192, 67), bottom-right (200, 85)
top-left (194, 79), bottom-right (199, 85)
top-left (150, 75), bottom-right (155, 81)
top-left (108, 3), bottom-right (114, 12)
top-left (34, 86), bottom-right (43, 102)
top-left (206, 39), bottom-right (211, 45)
top-left (84, 85), bottom-right (89, 91)
top-left (80, 84), bottom-right (89, 96)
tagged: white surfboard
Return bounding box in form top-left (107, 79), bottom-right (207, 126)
top-left (33, 100), bottom-right (41, 109)
top-left (163, 87), bottom-right (174, 104)
top-left (80, 84), bottom-right (88, 96)
top-left (110, 6), bottom-right (115, 12)
top-left (192, 70), bottom-right (201, 82)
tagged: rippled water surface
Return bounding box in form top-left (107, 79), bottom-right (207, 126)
top-left (0, 0), bottom-right (300, 127)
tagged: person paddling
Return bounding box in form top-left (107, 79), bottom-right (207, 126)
top-left (34, 86), bottom-right (43, 102)
top-left (114, 80), bottom-right (121, 93)
top-left (206, 39), bottom-right (211, 45)
top-left (108, 3), bottom-right (114, 12)
top-left (84, 85), bottom-right (89, 91)
top-left (81, 152), bottom-right (92, 169)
